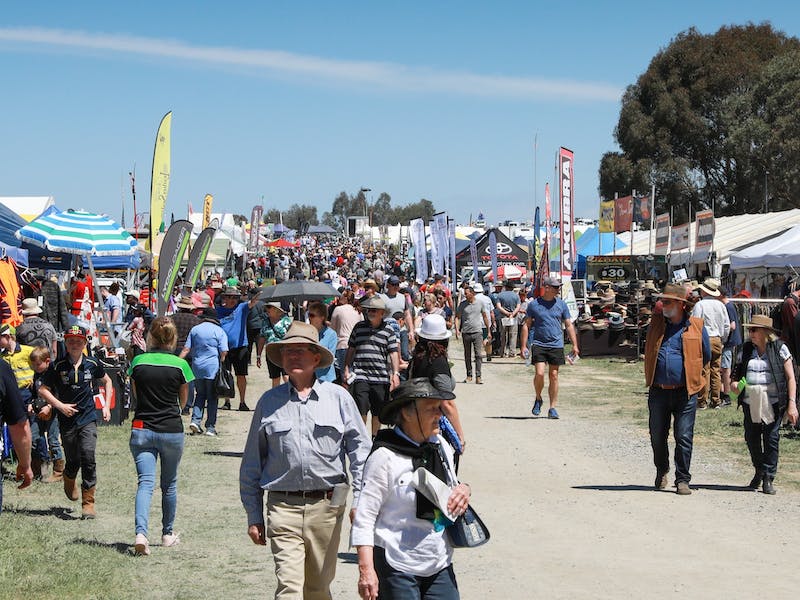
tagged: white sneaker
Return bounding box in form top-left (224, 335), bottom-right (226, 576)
top-left (189, 422), bottom-right (202, 435)
top-left (162, 532), bottom-right (180, 547)
top-left (134, 533), bottom-right (150, 556)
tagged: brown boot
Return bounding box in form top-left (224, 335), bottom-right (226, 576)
top-left (81, 486), bottom-right (96, 519)
top-left (45, 459), bottom-right (65, 483)
top-left (31, 457), bottom-right (43, 480)
top-left (63, 475), bottom-right (79, 501)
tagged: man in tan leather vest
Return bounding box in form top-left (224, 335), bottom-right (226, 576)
top-left (644, 283), bottom-right (710, 495)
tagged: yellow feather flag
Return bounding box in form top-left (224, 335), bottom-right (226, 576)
top-left (202, 194), bottom-right (213, 230)
top-left (149, 111), bottom-right (172, 244)
top-left (598, 200), bottom-right (615, 233)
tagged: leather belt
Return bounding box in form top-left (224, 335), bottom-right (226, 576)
top-left (653, 383), bottom-right (685, 390)
top-left (270, 489), bottom-right (334, 500)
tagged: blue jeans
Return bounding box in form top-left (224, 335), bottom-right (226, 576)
top-left (648, 387), bottom-right (697, 484)
top-left (192, 378), bottom-right (218, 430)
top-left (129, 428), bottom-right (184, 536)
top-left (374, 545), bottom-right (460, 600)
top-left (29, 414), bottom-right (49, 462)
top-left (335, 348), bottom-right (347, 381)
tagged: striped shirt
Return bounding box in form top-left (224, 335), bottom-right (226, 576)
top-left (348, 320), bottom-right (398, 384)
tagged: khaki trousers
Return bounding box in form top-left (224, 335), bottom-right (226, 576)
top-left (266, 493), bottom-right (346, 600)
top-left (699, 336), bottom-right (723, 407)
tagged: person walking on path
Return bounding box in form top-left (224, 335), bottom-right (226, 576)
top-left (128, 317), bottom-right (194, 555)
top-left (520, 276), bottom-right (579, 419)
top-left (0, 359), bottom-right (33, 514)
top-left (181, 303), bottom-right (228, 437)
top-left (240, 321), bottom-right (371, 600)
top-left (344, 295), bottom-right (401, 435)
top-left (691, 277), bottom-right (730, 409)
top-left (37, 325), bottom-right (112, 518)
top-left (257, 302), bottom-right (293, 388)
top-left (644, 283), bottom-right (710, 496)
top-left (216, 287), bottom-right (260, 411)
top-left (720, 290), bottom-right (742, 407)
top-left (456, 284), bottom-right (490, 385)
top-left (732, 315), bottom-right (798, 495)
top-left (495, 280), bottom-right (521, 358)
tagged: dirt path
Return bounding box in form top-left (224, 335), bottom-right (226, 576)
top-left (323, 344), bottom-right (799, 599)
top-left (210, 343), bottom-right (800, 599)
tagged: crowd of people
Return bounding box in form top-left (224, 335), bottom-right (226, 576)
top-left (3, 237), bottom-right (800, 599)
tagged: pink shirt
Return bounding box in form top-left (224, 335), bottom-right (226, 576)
top-left (330, 304), bottom-right (363, 350)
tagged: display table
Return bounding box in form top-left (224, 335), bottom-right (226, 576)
top-left (577, 327), bottom-right (641, 359)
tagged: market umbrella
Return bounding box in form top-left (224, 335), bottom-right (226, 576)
top-left (483, 265), bottom-right (527, 282)
top-left (259, 281), bottom-right (341, 304)
top-left (16, 209), bottom-right (139, 348)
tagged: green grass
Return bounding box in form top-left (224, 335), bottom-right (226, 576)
top-left (1, 416), bottom-right (269, 600)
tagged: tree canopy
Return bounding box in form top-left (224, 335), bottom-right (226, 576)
top-left (320, 191), bottom-right (436, 230)
top-left (599, 23), bottom-right (800, 221)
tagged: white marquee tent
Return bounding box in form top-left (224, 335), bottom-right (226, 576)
top-left (729, 223), bottom-right (800, 270)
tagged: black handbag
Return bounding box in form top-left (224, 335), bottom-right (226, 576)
top-left (447, 505), bottom-right (490, 548)
top-left (215, 361), bottom-right (235, 398)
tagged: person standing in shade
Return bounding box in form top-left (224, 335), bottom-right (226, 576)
top-left (307, 301), bottom-right (338, 383)
top-left (240, 321), bottom-right (371, 600)
top-left (520, 276), bottom-right (579, 419)
top-left (719, 290), bottom-right (742, 407)
top-left (456, 284), bottom-right (491, 385)
top-left (691, 277), bottom-right (730, 409)
top-left (732, 315), bottom-right (798, 495)
top-left (128, 317), bottom-right (194, 555)
top-left (257, 302), bottom-right (293, 388)
top-left (644, 283), bottom-right (710, 496)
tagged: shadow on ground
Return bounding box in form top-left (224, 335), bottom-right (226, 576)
top-left (5, 505), bottom-right (80, 520)
top-left (204, 451), bottom-right (244, 458)
top-left (73, 538), bottom-right (133, 555)
top-left (338, 552), bottom-right (358, 564)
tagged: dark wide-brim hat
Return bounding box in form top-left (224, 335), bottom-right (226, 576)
top-left (265, 321), bottom-right (334, 369)
top-left (379, 377), bottom-right (455, 424)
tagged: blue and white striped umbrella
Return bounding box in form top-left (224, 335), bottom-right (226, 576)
top-left (15, 209), bottom-right (138, 256)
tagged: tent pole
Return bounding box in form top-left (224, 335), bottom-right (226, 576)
top-left (87, 253), bottom-right (119, 349)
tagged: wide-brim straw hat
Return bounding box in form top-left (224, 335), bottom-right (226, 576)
top-left (360, 295), bottom-right (387, 313)
top-left (743, 314), bottom-right (779, 333)
top-left (698, 277), bottom-right (721, 297)
top-left (362, 279), bottom-right (380, 292)
top-left (655, 282), bottom-right (690, 303)
top-left (265, 321), bottom-right (334, 369)
top-left (176, 295), bottom-right (196, 310)
top-left (379, 377), bottom-right (455, 424)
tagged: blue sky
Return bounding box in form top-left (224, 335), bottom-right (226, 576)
top-left (2, 2), bottom-right (799, 226)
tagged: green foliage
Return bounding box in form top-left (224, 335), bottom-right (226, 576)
top-left (263, 204), bottom-right (318, 231)
top-left (600, 23), bottom-right (800, 220)
top-left (320, 191), bottom-right (437, 231)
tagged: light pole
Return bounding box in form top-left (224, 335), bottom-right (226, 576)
top-left (764, 170), bottom-right (769, 214)
top-left (359, 187), bottom-right (371, 217)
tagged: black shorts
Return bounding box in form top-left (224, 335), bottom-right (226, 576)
top-left (531, 345), bottom-right (565, 366)
top-left (225, 346), bottom-right (249, 376)
top-left (350, 380), bottom-right (390, 418)
top-left (266, 357), bottom-right (285, 380)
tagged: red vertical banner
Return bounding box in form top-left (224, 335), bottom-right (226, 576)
top-left (558, 147), bottom-right (574, 278)
top-left (614, 195), bottom-right (633, 233)
top-left (544, 183), bottom-right (552, 270)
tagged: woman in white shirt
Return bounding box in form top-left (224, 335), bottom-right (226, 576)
top-left (733, 315), bottom-right (798, 494)
top-left (352, 378), bottom-right (471, 600)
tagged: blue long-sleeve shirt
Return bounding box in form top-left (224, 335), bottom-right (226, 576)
top-left (653, 317), bottom-right (711, 387)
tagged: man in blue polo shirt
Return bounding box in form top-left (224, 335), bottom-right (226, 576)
top-left (217, 287), bottom-right (261, 411)
top-left (520, 276), bottom-right (579, 419)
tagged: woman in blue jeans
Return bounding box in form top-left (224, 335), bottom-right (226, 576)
top-left (128, 317), bottom-right (194, 556)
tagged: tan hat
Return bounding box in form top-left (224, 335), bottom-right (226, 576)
top-left (698, 277), bottom-right (721, 297)
top-left (360, 295), bottom-right (387, 313)
top-left (362, 279), bottom-right (379, 292)
top-left (21, 298), bottom-right (42, 316)
top-left (198, 292), bottom-right (212, 308)
top-left (655, 283), bottom-right (690, 303)
top-left (176, 295), bottom-right (196, 310)
top-left (743, 314), bottom-right (779, 333)
top-left (265, 321), bottom-right (333, 369)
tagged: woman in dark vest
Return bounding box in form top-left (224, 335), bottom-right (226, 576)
top-left (733, 314), bottom-right (798, 494)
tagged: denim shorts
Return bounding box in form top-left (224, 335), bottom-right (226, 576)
top-left (721, 347), bottom-right (733, 370)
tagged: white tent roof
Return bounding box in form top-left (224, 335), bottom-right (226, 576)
top-left (0, 196), bottom-right (55, 222)
top-left (729, 223), bottom-right (800, 270)
top-left (606, 208), bottom-right (800, 265)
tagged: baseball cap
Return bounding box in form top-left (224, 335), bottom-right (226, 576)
top-left (64, 325), bottom-right (88, 340)
top-left (387, 275), bottom-right (400, 286)
top-left (542, 276), bottom-right (563, 288)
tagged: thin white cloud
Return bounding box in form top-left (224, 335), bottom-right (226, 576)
top-left (0, 27), bottom-right (622, 102)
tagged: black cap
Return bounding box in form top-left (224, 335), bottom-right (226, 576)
top-left (379, 377), bottom-right (455, 424)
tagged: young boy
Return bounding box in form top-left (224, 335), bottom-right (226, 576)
top-left (37, 325), bottom-right (112, 519)
top-left (29, 346), bottom-right (66, 483)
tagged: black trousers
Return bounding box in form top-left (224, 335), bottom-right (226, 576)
top-left (743, 404), bottom-right (782, 478)
top-left (61, 421), bottom-right (98, 489)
